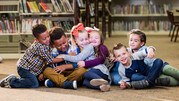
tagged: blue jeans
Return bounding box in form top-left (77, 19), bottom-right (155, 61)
top-left (110, 72), bottom-right (121, 85)
top-left (131, 58), bottom-right (163, 85)
top-left (83, 69), bottom-right (109, 90)
top-left (10, 67), bottom-right (39, 88)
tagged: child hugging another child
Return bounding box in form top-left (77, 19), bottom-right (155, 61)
top-left (57, 23), bottom-right (111, 92)
top-left (0, 24), bottom-right (63, 88)
top-left (111, 43), bottom-right (165, 89)
top-left (128, 29), bottom-right (179, 86)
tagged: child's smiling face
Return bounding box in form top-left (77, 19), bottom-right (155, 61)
top-left (89, 31), bottom-right (101, 47)
top-left (114, 47), bottom-right (131, 66)
top-left (129, 33), bottom-right (144, 51)
top-left (75, 32), bottom-right (89, 49)
top-left (37, 30), bottom-right (50, 45)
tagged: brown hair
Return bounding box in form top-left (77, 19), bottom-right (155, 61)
top-left (89, 30), bottom-right (105, 58)
top-left (128, 29), bottom-right (146, 46)
top-left (32, 24), bottom-right (47, 38)
top-left (113, 43), bottom-right (128, 56)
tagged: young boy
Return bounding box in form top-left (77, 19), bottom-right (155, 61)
top-left (127, 29), bottom-right (179, 86)
top-left (111, 43), bottom-right (167, 89)
top-left (0, 24), bottom-right (62, 88)
top-left (43, 27), bottom-right (87, 89)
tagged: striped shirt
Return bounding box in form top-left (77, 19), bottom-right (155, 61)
top-left (17, 40), bottom-right (53, 76)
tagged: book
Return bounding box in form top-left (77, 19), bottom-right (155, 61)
top-left (39, 2), bottom-right (52, 13)
top-left (22, 0), bottom-right (28, 13)
top-left (26, 1), bottom-right (33, 13)
top-left (32, 1), bottom-right (40, 13)
top-left (51, 0), bottom-right (61, 12)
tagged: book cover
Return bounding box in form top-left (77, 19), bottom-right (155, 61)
top-left (39, 2), bottom-right (52, 13)
top-left (51, 0), bottom-right (61, 12)
top-left (22, 0), bottom-right (28, 13)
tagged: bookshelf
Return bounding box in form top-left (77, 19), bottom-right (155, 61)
top-left (82, 0), bottom-right (111, 38)
top-left (0, 0), bottom-right (80, 59)
top-left (110, 0), bottom-right (179, 35)
top-left (0, 0), bottom-right (20, 58)
top-left (19, 0), bottom-right (80, 53)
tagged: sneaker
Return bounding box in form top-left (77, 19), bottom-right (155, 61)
top-left (45, 79), bottom-right (57, 87)
top-left (99, 84), bottom-right (110, 92)
top-left (63, 80), bottom-right (77, 89)
top-left (131, 80), bottom-right (149, 89)
top-left (0, 74), bottom-right (16, 87)
top-left (155, 77), bottom-right (170, 86)
top-left (90, 79), bottom-right (108, 86)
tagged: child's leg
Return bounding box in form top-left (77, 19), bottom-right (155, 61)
top-left (162, 65), bottom-right (179, 80)
top-left (110, 72), bottom-right (122, 85)
top-left (66, 67), bottom-right (87, 82)
top-left (10, 68), bottom-right (39, 88)
top-left (159, 74), bottom-right (179, 86)
top-left (43, 67), bottom-right (67, 87)
top-left (146, 58), bottom-right (163, 85)
top-left (83, 69), bottom-right (109, 89)
top-left (131, 73), bottom-right (145, 81)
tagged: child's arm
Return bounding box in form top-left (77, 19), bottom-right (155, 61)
top-left (63, 44), bottom-right (95, 62)
top-left (51, 58), bottom-right (64, 64)
top-left (54, 64), bottom-right (74, 74)
top-left (147, 46), bottom-right (156, 59)
top-left (84, 45), bottom-right (109, 67)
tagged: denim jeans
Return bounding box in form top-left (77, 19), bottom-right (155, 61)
top-left (110, 72), bottom-right (122, 85)
top-left (10, 67), bottom-right (39, 88)
top-left (83, 69), bottom-right (109, 90)
top-left (131, 58), bottom-right (163, 85)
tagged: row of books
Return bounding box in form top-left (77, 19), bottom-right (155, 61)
top-left (0, 5), bottom-right (18, 12)
top-left (113, 20), bottom-right (171, 31)
top-left (0, 19), bottom-right (18, 33)
top-left (113, 4), bottom-right (172, 14)
top-left (21, 18), bottom-right (74, 33)
top-left (20, 0), bottom-right (73, 13)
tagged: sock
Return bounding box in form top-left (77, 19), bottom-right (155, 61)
top-left (162, 65), bottom-right (179, 80)
top-left (159, 74), bottom-right (179, 86)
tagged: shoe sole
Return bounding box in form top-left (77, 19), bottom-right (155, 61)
top-left (73, 80), bottom-right (77, 89)
top-left (90, 79), bottom-right (108, 86)
top-left (100, 84), bottom-right (110, 92)
top-left (0, 74), bottom-right (16, 87)
top-left (44, 79), bottom-right (49, 87)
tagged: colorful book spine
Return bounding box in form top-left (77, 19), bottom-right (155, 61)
top-left (26, 1), bottom-right (33, 13)
top-left (39, 2), bottom-right (52, 13)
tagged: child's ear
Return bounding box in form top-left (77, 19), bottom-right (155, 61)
top-left (35, 38), bottom-right (39, 42)
top-left (140, 42), bottom-right (145, 46)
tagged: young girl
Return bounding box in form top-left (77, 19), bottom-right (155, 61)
top-left (58, 23), bottom-right (111, 92)
top-left (128, 29), bottom-right (179, 86)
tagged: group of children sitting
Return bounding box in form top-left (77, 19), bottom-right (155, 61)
top-left (0, 23), bottom-right (178, 92)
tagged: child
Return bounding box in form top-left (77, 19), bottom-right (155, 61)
top-left (0, 24), bottom-right (62, 88)
top-left (43, 27), bottom-right (87, 89)
top-left (58, 23), bottom-right (111, 92)
top-left (128, 29), bottom-right (179, 86)
top-left (77, 26), bottom-right (111, 91)
top-left (111, 43), bottom-right (164, 89)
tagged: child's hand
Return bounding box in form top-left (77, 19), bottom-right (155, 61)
top-left (38, 74), bottom-right (45, 81)
top-left (77, 61), bottom-right (85, 67)
top-left (68, 51), bottom-right (77, 56)
top-left (120, 82), bottom-right (127, 89)
top-left (56, 54), bottom-right (65, 59)
top-left (54, 65), bottom-right (66, 74)
top-left (147, 48), bottom-right (155, 59)
top-left (109, 56), bottom-right (116, 62)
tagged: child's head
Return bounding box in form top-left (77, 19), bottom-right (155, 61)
top-left (88, 27), bottom-right (104, 47)
top-left (128, 29), bottom-right (146, 51)
top-left (49, 27), bottom-right (68, 52)
top-left (113, 43), bottom-right (130, 66)
top-left (71, 23), bottom-right (89, 49)
top-left (32, 24), bottom-right (50, 45)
